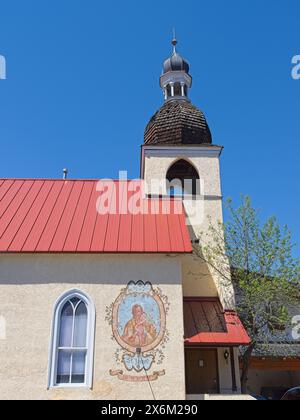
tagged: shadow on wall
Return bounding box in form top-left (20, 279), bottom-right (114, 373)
top-left (0, 254), bottom-right (182, 285)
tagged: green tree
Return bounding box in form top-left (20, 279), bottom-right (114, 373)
top-left (195, 196), bottom-right (300, 393)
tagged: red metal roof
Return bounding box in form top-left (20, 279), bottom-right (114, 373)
top-left (184, 298), bottom-right (251, 346)
top-left (0, 179), bottom-right (192, 254)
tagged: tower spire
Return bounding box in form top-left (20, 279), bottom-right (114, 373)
top-left (160, 37), bottom-right (192, 102)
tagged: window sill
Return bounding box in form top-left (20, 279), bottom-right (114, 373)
top-left (48, 384), bottom-right (91, 390)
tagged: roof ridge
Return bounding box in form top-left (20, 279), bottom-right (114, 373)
top-left (0, 178), bottom-right (143, 182)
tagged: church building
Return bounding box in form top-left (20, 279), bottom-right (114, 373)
top-left (0, 39), bottom-right (250, 400)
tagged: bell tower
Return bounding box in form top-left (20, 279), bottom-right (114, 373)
top-left (141, 38), bottom-right (234, 309)
top-left (141, 38), bottom-right (223, 234)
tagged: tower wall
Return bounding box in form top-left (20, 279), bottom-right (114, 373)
top-left (142, 145), bottom-right (235, 309)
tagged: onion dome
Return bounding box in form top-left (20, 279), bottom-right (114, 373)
top-left (163, 39), bottom-right (190, 74)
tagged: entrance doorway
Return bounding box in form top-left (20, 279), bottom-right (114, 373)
top-left (185, 348), bottom-right (219, 395)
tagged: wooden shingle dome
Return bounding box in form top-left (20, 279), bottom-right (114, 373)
top-left (144, 100), bottom-right (212, 146)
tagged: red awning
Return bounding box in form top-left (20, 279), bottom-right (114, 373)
top-left (184, 298), bottom-right (251, 347)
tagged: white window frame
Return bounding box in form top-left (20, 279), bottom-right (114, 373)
top-left (48, 289), bottom-right (96, 389)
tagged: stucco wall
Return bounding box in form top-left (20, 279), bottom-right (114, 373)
top-left (143, 147), bottom-right (235, 309)
top-left (143, 152), bottom-right (222, 201)
top-left (181, 254), bottom-right (218, 297)
top-left (0, 254), bottom-right (186, 400)
top-left (217, 348), bottom-right (241, 394)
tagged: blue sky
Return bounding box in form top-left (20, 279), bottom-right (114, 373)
top-left (0, 0), bottom-right (299, 250)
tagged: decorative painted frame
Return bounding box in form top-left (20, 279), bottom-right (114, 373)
top-left (111, 281), bottom-right (166, 354)
top-left (106, 281), bottom-right (170, 381)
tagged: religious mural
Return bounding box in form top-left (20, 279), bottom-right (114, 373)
top-left (106, 281), bottom-right (170, 382)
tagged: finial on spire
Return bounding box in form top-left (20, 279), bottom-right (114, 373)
top-left (172, 28), bottom-right (177, 53)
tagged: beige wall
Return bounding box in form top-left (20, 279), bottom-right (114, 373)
top-left (142, 146), bottom-right (235, 309)
top-left (217, 348), bottom-right (241, 394)
top-left (181, 254), bottom-right (218, 297)
top-left (143, 149), bottom-right (223, 200)
top-left (0, 254), bottom-right (186, 400)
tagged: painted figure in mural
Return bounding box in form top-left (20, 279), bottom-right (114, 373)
top-left (122, 304), bottom-right (157, 347)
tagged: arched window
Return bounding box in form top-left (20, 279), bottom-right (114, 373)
top-left (166, 159), bottom-right (200, 198)
top-left (48, 290), bottom-right (95, 388)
